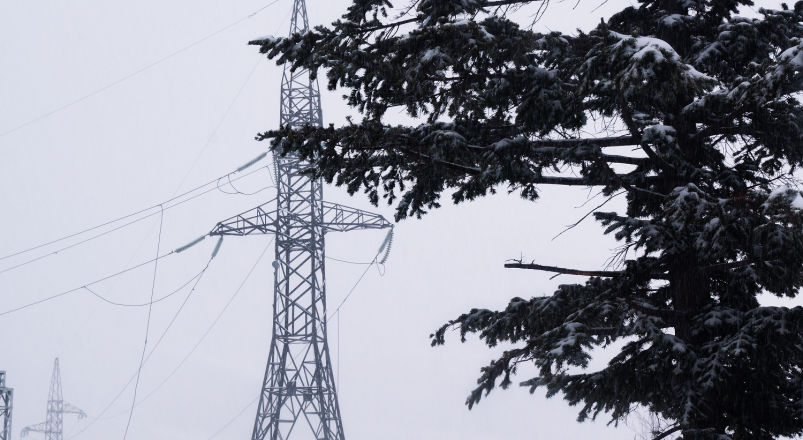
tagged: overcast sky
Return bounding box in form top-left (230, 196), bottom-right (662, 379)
top-left (0, 1), bottom-right (792, 439)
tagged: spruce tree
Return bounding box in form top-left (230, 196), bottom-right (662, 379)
top-left (250, 0), bottom-right (803, 437)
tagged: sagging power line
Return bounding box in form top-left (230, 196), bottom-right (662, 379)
top-left (0, 0), bottom-right (285, 139)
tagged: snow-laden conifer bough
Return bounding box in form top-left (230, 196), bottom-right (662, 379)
top-left (250, 0), bottom-right (803, 438)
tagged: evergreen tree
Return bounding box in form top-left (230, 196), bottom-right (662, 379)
top-left (250, 0), bottom-right (803, 437)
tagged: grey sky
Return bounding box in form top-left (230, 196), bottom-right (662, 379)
top-left (0, 1), bottom-right (788, 439)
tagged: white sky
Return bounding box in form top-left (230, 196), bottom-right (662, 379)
top-left (0, 1), bottom-right (789, 439)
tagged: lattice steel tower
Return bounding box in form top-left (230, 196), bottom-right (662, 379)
top-left (21, 359), bottom-right (85, 440)
top-left (210, 0), bottom-right (392, 438)
top-left (0, 371), bottom-right (12, 440)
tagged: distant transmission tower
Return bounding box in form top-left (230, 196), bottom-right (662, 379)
top-left (210, 0), bottom-right (392, 438)
top-left (21, 359), bottom-right (85, 440)
top-left (0, 371), bottom-right (12, 440)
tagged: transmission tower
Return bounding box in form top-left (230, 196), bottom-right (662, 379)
top-left (0, 371), bottom-right (12, 440)
top-left (21, 359), bottom-right (85, 440)
top-left (210, 1), bottom-right (392, 438)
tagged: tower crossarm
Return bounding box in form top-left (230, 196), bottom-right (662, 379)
top-left (209, 200), bottom-right (278, 236)
top-left (321, 201), bottom-right (392, 232)
top-left (20, 422), bottom-right (47, 437)
top-left (61, 402), bottom-right (85, 419)
top-left (210, 201), bottom-right (391, 237)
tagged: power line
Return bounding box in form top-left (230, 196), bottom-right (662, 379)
top-left (207, 395), bottom-right (260, 440)
top-left (104, 237), bottom-right (274, 419)
top-left (0, 166), bottom-right (270, 275)
top-left (82, 268), bottom-right (203, 307)
top-left (171, 0), bottom-right (293, 197)
top-left (64, 252), bottom-right (215, 438)
top-left (326, 230), bottom-right (395, 323)
top-left (0, 165), bottom-right (267, 264)
top-left (0, 0), bottom-right (285, 139)
top-left (66, 238), bottom-right (272, 438)
top-left (325, 256), bottom-right (374, 265)
top-left (171, 56), bottom-right (263, 196)
top-left (123, 207), bottom-right (165, 440)
top-left (0, 251), bottom-right (176, 317)
top-left (327, 259), bottom-right (377, 323)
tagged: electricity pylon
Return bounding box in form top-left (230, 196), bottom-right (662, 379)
top-left (21, 359), bottom-right (85, 440)
top-left (0, 371), bottom-right (12, 440)
top-left (210, 0), bottom-right (392, 438)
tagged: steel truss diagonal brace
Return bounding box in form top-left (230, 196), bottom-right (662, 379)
top-left (210, 201), bottom-right (392, 236)
top-left (210, 201), bottom-right (278, 236)
top-left (321, 202), bottom-right (392, 232)
top-left (61, 403), bottom-right (85, 419)
top-left (20, 422), bottom-right (47, 436)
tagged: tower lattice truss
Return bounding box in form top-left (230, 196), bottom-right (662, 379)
top-left (0, 371), bottom-right (13, 440)
top-left (21, 359), bottom-right (86, 440)
top-left (210, 0), bottom-right (392, 439)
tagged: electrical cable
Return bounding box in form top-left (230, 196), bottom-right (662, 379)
top-left (326, 259), bottom-right (377, 324)
top-left (123, 206), bottom-right (164, 440)
top-left (326, 228), bottom-right (395, 322)
top-left (0, 0), bottom-right (285, 139)
top-left (182, 4), bottom-right (290, 197)
top-left (172, 0), bottom-right (292, 196)
top-left (66, 238), bottom-right (272, 436)
top-left (104, 237), bottom-right (274, 418)
top-left (65, 248), bottom-right (215, 438)
top-left (0, 164), bottom-right (267, 265)
top-left (1, 52), bottom-right (268, 275)
top-left (325, 256), bottom-right (374, 265)
top-left (0, 251), bottom-right (176, 317)
top-left (0, 167), bottom-right (271, 276)
top-left (206, 395), bottom-right (261, 440)
top-left (216, 174), bottom-right (274, 196)
top-left (171, 55), bottom-right (263, 195)
top-left (81, 268), bottom-right (203, 307)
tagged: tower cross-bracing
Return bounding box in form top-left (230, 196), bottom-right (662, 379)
top-left (210, 0), bottom-right (392, 439)
top-left (0, 371), bottom-right (12, 440)
top-left (21, 359), bottom-right (86, 440)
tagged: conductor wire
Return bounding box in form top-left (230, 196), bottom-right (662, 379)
top-left (123, 206), bottom-right (164, 440)
top-left (327, 258), bottom-right (377, 324)
top-left (0, 251), bottom-right (176, 317)
top-left (0, 164), bottom-right (266, 268)
top-left (66, 250), bottom-right (214, 437)
top-left (66, 238), bottom-right (271, 436)
top-left (109, 237), bottom-right (274, 417)
top-left (206, 395), bottom-right (260, 440)
top-left (81, 268), bottom-right (203, 307)
top-left (0, 0), bottom-right (284, 139)
top-left (172, 55), bottom-right (262, 195)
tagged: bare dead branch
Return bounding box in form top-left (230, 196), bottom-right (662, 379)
top-left (505, 262), bottom-right (623, 277)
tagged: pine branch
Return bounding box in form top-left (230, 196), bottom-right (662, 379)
top-left (653, 426), bottom-right (683, 440)
top-left (625, 299), bottom-right (683, 323)
top-left (702, 259), bottom-right (753, 273)
top-left (397, 145), bottom-right (595, 185)
top-left (505, 261), bottom-right (668, 279)
top-left (692, 125), bottom-right (747, 141)
top-left (594, 157), bottom-right (666, 200)
top-left (358, 17), bottom-right (420, 32)
top-left (600, 154), bottom-right (649, 165)
top-left (612, 81), bottom-right (674, 173)
top-left (690, 107), bottom-right (748, 143)
top-left (483, 0), bottom-right (538, 6)
top-left (358, 0), bottom-right (539, 32)
top-left (588, 326), bottom-right (619, 336)
top-left (532, 136), bottom-right (638, 149)
top-left (505, 262), bottom-right (623, 277)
